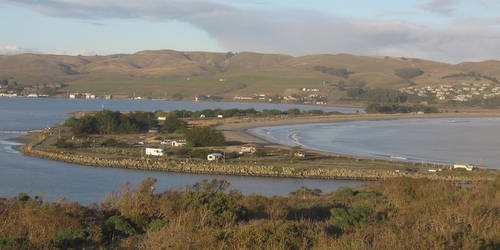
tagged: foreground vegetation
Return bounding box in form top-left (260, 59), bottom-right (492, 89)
top-left (2, 177), bottom-right (500, 249)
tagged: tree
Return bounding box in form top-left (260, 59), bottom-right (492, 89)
top-left (184, 126), bottom-right (226, 146)
top-left (330, 205), bottom-right (372, 231)
top-left (162, 113), bottom-right (188, 133)
top-left (395, 68), bottom-right (424, 81)
top-left (171, 93), bottom-right (183, 101)
top-left (94, 110), bottom-right (119, 134)
top-left (129, 111), bottom-right (156, 130)
top-left (346, 88), bottom-right (365, 97)
top-left (225, 51), bottom-right (234, 59)
top-left (253, 149), bottom-right (268, 157)
top-left (286, 108), bottom-right (301, 116)
top-left (70, 115), bottom-right (97, 135)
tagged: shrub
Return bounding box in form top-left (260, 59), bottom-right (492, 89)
top-left (253, 149), bottom-right (268, 157)
top-left (184, 126), bottom-right (226, 147)
top-left (101, 138), bottom-right (128, 148)
top-left (0, 237), bottom-right (27, 247)
top-left (147, 219), bottom-right (169, 232)
top-left (105, 215), bottom-right (137, 236)
top-left (54, 138), bottom-right (76, 149)
top-left (52, 229), bottom-right (88, 248)
top-left (330, 205), bottom-right (372, 231)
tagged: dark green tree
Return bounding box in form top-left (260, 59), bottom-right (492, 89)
top-left (162, 113), bottom-right (188, 133)
top-left (395, 68), bottom-right (424, 81)
top-left (286, 108), bottom-right (301, 116)
top-left (184, 126), bottom-right (226, 146)
top-left (171, 93), bottom-right (184, 101)
top-left (70, 115), bottom-right (97, 135)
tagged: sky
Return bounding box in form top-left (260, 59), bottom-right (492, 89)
top-left (0, 0), bottom-right (499, 63)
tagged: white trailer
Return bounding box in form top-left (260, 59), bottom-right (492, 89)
top-left (207, 153), bottom-right (224, 161)
top-left (145, 148), bottom-right (165, 156)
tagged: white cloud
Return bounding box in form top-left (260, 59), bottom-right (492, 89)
top-left (2, 0), bottom-right (500, 63)
top-left (55, 49), bottom-right (107, 56)
top-left (416, 0), bottom-right (463, 16)
top-left (0, 44), bottom-right (38, 55)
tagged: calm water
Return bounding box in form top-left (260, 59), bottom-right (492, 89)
top-left (250, 117), bottom-right (500, 169)
top-left (0, 98), bottom-right (364, 204)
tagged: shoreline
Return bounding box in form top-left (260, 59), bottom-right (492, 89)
top-left (11, 112), bottom-right (500, 182)
top-left (216, 112), bottom-right (500, 150)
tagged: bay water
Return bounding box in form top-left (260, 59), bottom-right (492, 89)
top-left (250, 116), bottom-right (500, 169)
top-left (0, 98), bottom-right (363, 204)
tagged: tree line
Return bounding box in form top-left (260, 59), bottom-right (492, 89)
top-left (63, 110), bottom-right (157, 135)
top-left (342, 88), bottom-right (437, 104)
top-left (442, 71), bottom-right (499, 83)
top-left (365, 103), bottom-right (438, 114)
top-left (62, 108), bottom-right (341, 136)
top-left (313, 65), bottom-right (349, 77)
top-left (395, 68), bottom-right (424, 81)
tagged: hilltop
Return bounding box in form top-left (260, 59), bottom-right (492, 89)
top-left (0, 50), bottom-right (499, 106)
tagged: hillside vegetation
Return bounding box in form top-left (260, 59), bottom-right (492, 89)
top-left (2, 177), bottom-right (500, 249)
top-left (1, 50), bottom-right (499, 106)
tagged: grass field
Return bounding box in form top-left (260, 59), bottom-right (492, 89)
top-left (61, 75), bottom-right (331, 100)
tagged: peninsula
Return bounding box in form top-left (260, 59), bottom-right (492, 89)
top-left (16, 110), bottom-right (500, 182)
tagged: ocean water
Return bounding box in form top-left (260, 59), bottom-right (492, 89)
top-left (250, 116), bottom-right (500, 169)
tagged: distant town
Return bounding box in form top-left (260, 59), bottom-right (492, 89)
top-left (399, 82), bottom-right (500, 102)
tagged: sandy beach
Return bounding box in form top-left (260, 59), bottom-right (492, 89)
top-left (216, 112), bottom-right (500, 149)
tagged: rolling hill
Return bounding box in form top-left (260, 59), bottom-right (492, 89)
top-left (0, 50), bottom-right (498, 104)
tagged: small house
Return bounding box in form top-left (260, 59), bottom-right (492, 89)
top-left (172, 140), bottom-right (187, 147)
top-left (239, 146), bottom-right (256, 154)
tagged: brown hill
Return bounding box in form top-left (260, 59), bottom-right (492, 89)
top-left (0, 50), bottom-right (498, 101)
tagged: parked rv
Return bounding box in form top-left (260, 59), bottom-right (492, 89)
top-left (145, 148), bottom-right (165, 156)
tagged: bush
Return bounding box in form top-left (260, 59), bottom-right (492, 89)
top-left (184, 126), bottom-right (226, 147)
top-left (52, 229), bottom-right (88, 248)
top-left (330, 205), bottom-right (372, 231)
top-left (54, 138), bottom-right (76, 149)
top-left (253, 149), bottom-right (268, 157)
top-left (147, 219), bottom-right (169, 232)
top-left (105, 215), bottom-right (137, 236)
top-left (101, 139), bottom-right (128, 148)
top-left (0, 237), bottom-right (27, 247)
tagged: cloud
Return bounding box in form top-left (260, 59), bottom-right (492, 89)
top-left (416, 0), bottom-right (463, 16)
top-left (5, 0), bottom-right (236, 20)
top-left (2, 0), bottom-right (500, 63)
top-left (0, 44), bottom-right (39, 55)
top-left (55, 49), bottom-right (107, 56)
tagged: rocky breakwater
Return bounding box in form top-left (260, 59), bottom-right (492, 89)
top-left (19, 132), bottom-right (495, 182)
